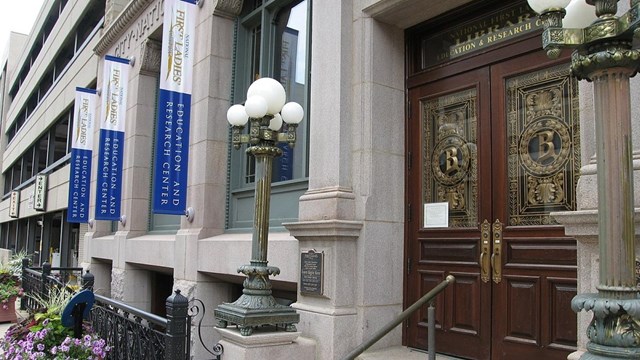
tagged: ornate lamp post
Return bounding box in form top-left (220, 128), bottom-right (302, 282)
top-left (214, 77), bottom-right (303, 336)
top-left (527, 0), bottom-right (640, 358)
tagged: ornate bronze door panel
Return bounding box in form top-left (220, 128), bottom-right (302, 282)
top-left (406, 50), bottom-right (578, 360)
top-left (407, 67), bottom-right (493, 360)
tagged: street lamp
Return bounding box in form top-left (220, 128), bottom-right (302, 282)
top-left (214, 77), bottom-right (302, 336)
top-left (528, 0), bottom-right (640, 358)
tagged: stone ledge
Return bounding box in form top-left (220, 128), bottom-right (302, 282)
top-left (217, 326), bottom-right (301, 347)
top-left (284, 220), bottom-right (363, 240)
top-left (292, 302), bottom-right (357, 316)
top-left (552, 209), bottom-right (640, 237)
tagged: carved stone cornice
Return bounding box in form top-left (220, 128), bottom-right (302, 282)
top-left (94, 0), bottom-right (156, 56)
top-left (213, 0), bottom-right (244, 19)
top-left (139, 39), bottom-right (162, 75)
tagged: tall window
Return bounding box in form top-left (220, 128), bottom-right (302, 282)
top-left (228, 0), bottom-right (311, 230)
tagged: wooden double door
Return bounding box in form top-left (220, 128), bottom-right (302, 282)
top-left (405, 46), bottom-right (579, 359)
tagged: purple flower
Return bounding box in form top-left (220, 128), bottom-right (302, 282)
top-left (41, 318), bottom-right (49, 326)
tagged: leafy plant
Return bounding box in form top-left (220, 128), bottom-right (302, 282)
top-left (0, 267), bottom-right (22, 307)
top-left (0, 249), bottom-right (30, 276)
top-left (0, 277), bottom-right (23, 309)
top-left (0, 321), bottom-right (110, 359)
top-left (30, 285), bottom-right (76, 316)
top-left (1, 286), bottom-right (110, 359)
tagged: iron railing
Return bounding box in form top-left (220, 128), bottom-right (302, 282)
top-left (20, 259), bottom-right (83, 312)
top-left (20, 260), bottom-right (191, 360)
top-left (90, 291), bottom-right (190, 360)
top-left (342, 275), bottom-right (455, 360)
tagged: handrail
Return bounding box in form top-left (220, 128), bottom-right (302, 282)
top-left (94, 293), bottom-right (169, 327)
top-left (342, 275), bottom-right (455, 360)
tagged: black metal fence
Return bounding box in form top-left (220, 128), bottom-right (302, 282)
top-left (20, 260), bottom-right (192, 360)
top-left (20, 259), bottom-right (84, 312)
top-left (89, 290), bottom-right (191, 360)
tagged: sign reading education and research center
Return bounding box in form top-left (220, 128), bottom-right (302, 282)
top-left (68, 88), bottom-right (97, 223)
top-left (152, 0), bottom-right (197, 215)
top-left (95, 56), bottom-right (130, 221)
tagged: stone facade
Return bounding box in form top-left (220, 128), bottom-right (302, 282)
top-left (3, 0), bottom-right (639, 359)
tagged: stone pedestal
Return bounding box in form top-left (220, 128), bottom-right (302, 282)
top-left (555, 209), bottom-right (640, 359)
top-left (285, 220), bottom-right (363, 359)
top-left (216, 326), bottom-right (316, 360)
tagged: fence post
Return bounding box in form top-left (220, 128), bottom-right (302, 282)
top-left (21, 258), bottom-right (29, 310)
top-left (82, 270), bottom-right (95, 291)
top-left (41, 262), bottom-right (51, 300)
top-left (165, 289), bottom-right (189, 360)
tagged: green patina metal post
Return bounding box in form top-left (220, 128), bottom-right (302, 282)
top-left (531, 0), bottom-right (640, 358)
top-left (214, 78), bottom-right (301, 336)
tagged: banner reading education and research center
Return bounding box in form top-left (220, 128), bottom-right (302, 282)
top-left (67, 88), bottom-right (96, 223)
top-left (95, 55), bottom-right (130, 221)
top-left (152, 0), bottom-right (197, 215)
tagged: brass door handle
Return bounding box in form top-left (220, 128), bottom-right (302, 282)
top-left (480, 220), bottom-right (491, 283)
top-left (491, 219), bottom-right (503, 284)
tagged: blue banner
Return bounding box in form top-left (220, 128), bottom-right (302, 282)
top-left (68, 87), bottom-right (97, 223)
top-left (95, 56), bottom-right (129, 221)
top-left (68, 149), bottom-right (93, 222)
top-left (95, 130), bottom-right (125, 220)
top-left (153, 90), bottom-right (191, 214)
top-left (152, 0), bottom-right (196, 215)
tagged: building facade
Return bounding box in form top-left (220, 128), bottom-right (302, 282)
top-left (1, 0), bottom-right (639, 359)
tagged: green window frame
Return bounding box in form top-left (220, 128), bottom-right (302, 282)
top-left (227, 0), bottom-right (311, 230)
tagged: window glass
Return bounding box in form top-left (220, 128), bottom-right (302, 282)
top-left (11, 160), bottom-right (22, 189)
top-left (272, 0), bottom-right (308, 182)
top-left (36, 134), bottom-right (49, 173)
top-left (3, 167), bottom-right (12, 194)
top-left (1, 223), bottom-right (8, 249)
top-left (228, 0), bottom-right (310, 229)
top-left (51, 112), bottom-right (70, 164)
top-left (22, 147), bottom-right (34, 183)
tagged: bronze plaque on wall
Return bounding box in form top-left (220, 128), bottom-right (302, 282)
top-left (300, 250), bottom-right (324, 296)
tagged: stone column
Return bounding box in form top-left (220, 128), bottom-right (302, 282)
top-left (568, 65), bottom-right (640, 359)
top-left (286, 1), bottom-right (406, 359)
top-left (550, 3), bottom-right (640, 358)
top-left (283, 1), bottom-right (363, 358)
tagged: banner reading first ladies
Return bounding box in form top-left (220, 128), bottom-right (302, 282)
top-left (152, 0), bottom-right (197, 215)
top-left (67, 88), bottom-right (97, 223)
top-left (95, 55), bottom-right (130, 221)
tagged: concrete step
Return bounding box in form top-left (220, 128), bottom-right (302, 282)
top-left (357, 346), bottom-right (465, 360)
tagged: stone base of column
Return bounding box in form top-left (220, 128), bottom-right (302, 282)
top-left (569, 350), bottom-right (586, 359)
top-left (579, 344), bottom-right (640, 359)
top-left (216, 326), bottom-right (316, 360)
top-left (292, 302), bottom-right (359, 359)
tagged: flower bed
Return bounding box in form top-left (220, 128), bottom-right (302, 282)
top-left (0, 287), bottom-right (110, 359)
top-left (1, 320), bottom-right (109, 359)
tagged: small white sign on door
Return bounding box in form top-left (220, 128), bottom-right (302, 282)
top-left (424, 202), bottom-right (449, 228)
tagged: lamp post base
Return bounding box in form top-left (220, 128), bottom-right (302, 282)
top-left (214, 265), bottom-right (299, 336)
top-left (214, 301), bottom-right (300, 336)
top-left (572, 294), bottom-right (640, 359)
